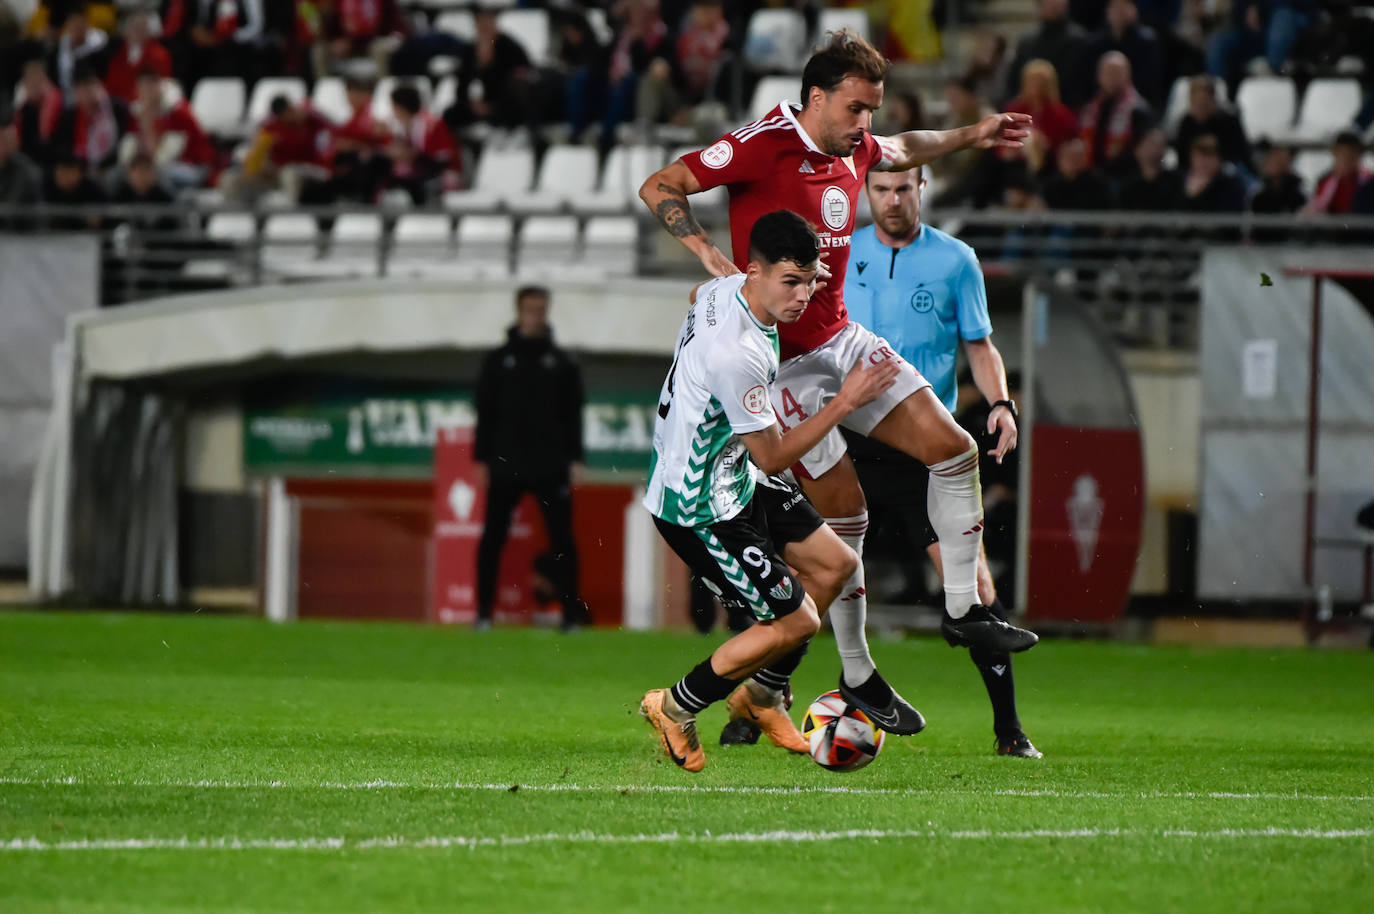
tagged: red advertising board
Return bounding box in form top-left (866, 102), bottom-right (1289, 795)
top-left (1026, 425), bottom-right (1145, 622)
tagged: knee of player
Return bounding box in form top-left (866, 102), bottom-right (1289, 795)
top-left (789, 600), bottom-right (821, 640)
top-left (834, 543), bottom-right (860, 585)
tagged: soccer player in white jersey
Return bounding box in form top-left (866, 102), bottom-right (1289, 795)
top-left (639, 210), bottom-right (899, 773)
top-left (641, 31), bottom-right (1037, 738)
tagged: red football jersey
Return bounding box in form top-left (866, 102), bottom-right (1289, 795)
top-left (681, 102), bottom-right (891, 360)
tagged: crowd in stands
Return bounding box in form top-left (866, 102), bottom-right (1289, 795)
top-left (5, 0), bottom-right (1374, 225)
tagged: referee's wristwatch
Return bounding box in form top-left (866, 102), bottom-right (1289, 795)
top-left (990, 399), bottom-right (1018, 420)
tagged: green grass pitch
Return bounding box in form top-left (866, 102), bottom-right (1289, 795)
top-left (1, 609), bottom-right (1370, 913)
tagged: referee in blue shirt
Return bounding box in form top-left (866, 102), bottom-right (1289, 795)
top-left (843, 166), bottom-right (1040, 758)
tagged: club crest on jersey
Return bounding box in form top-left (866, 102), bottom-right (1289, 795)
top-left (821, 185), bottom-right (850, 230)
top-left (742, 385), bottom-right (768, 414)
top-left (701, 140), bottom-right (733, 169)
top-left (769, 578), bottom-right (793, 600)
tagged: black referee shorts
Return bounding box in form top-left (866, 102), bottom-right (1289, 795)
top-left (654, 475), bottom-right (824, 622)
top-left (841, 428), bottom-right (938, 550)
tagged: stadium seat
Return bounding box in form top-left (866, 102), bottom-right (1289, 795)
top-left (497, 9), bottom-right (550, 65)
top-left (262, 213), bottom-right (321, 277)
top-left (456, 214), bottom-right (514, 278)
top-left (190, 77), bottom-right (246, 137)
top-left (442, 147), bottom-right (535, 212)
top-left (568, 144), bottom-right (665, 214)
top-left (744, 9), bottom-right (807, 73)
top-left (1162, 75), bottom-right (1228, 135)
top-left (585, 7), bottom-right (613, 44)
top-left (1235, 76), bottom-right (1297, 141)
top-left (815, 8), bottom-right (870, 44)
top-left (433, 10), bottom-right (475, 42)
top-left (161, 77), bottom-right (184, 108)
top-left (1290, 78), bottom-right (1362, 142)
top-left (582, 216), bottom-right (638, 276)
top-left (372, 76), bottom-right (431, 126)
top-left (316, 213), bottom-right (383, 277)
top-left (1292, 149), bottom-right (1330, 193)
top-left (312, 77), bottom-right (351, 124)
top-left (749, 75), bottom-right (799, 120)
top-left (432, 76), bottom-right (458, 116)
top-left (247, 77), bottom-right (308, 127)
top-left (508, 145), bottom-right (599, 214)
top-left (205, 212), bottom-right (255, 242)
top-left (391, 212), bottom-right (456, 268)
top-left (517, 216), bottom-right (580, 271)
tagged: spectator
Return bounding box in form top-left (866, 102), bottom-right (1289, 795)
top-left (323, 75), bottom-right (392, 203)
top-left (1206, 1), bottom-right (1317, 92)
top-left (996, 167), bottom-right (1047, 261)
top-left (1181, 133), bottom-right (1246, 212)
top-left (111, 151), bottom-right (175, 214)
top-left (49, 7), bottom-right (108, 92)
top-left (964, 32), bottom-right (1010, 101)
top-left (1005, 0), bottom-right (1091, 109)
top-left (601, 0), bottom-right (669, 149)
top-left (160, 0), bottom-right (266, 88)
top-left (1006, 58), bottom-right (1079, 173)
top-left (128, 68), bottom-right (213, 192)
top-left (311, 0), bottom-right (407, 80)
top-left (104, 11), bottom-right (172, 103)
top-left (13, 58), bottom-right (62, 165)
top-left (222, 94), bottom-right (332, 203)
top-left (1081, 0), bottom-right (1163, 108)
top-left (1079, 51), bottom-right (1154, 177)
top-left (446, 8), bottom-right (535, 132)
top-left (1174, 76), bottom-right (1250, 178)
top-left (1249, 142), bottom-right (1306, 241)
top-left (1041, 135), bottom-right (1113, 210)
top-left (42, 153), bottom-right (106, 230)
top-left (50, 65), bottom-right (129, 177)
top-left (386, 84), bottom-right (459, 204)
top-left (880, 90), bottom-right (926, 134)
top-left (554, 9), bottom-right (607, 139)
top-left (930, 76), bottom-right (995, 206)
top-left (474, 285), bottom-right (589, 633)
top-left (676, 0), bottom-right (729, 103)
top-left (1304, 131), bottom-right (1371, 216)
top-left (1117, 126), bottom-right (1181, 210)
top-left (0, 121), bottom-right (43, 227)
top-left (635, 55), bottom-right (688, 131)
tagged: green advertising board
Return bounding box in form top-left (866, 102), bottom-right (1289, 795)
top-left (243, 386), bottom-right (658, 479)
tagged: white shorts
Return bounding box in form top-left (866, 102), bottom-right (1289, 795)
top-left (772, 321), bottom-right (931, 478)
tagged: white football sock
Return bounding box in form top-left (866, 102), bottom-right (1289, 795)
top-left (927, 446), bottom-right (983, 618)
top-left (824, 513), bottom-right (876, 687)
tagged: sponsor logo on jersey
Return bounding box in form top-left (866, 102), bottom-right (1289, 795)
top-left (911, 289), bottom-right (935, 313)
top-left (701, 140), bottom-right (733, 169)
top-left (798, 159), bottom-right (815, 174)
top-left (820, 185), bottom-right (850, 230)
top-left (769, 578), bottom-right (794, 600)
top-left (818, 233), bottom-right (851, 248)
top-left (742, 385), bottom-right (768, 414)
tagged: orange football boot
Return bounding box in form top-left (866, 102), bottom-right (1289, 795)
top-left (726, 682), bottom-right (809, 753)
top-left (639, 689), bottom-right (706, 772)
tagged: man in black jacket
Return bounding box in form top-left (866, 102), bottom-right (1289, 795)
top-left (474, 286), bottom-right (589, 631)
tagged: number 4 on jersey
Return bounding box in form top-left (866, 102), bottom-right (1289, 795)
top-left (780, 388), bottom-right (808, 423)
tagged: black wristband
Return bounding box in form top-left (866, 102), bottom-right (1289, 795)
top-left (991, 399), bottom-right (1018, 420)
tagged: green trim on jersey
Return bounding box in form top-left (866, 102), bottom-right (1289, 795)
top-left (656, 396), bottom-right (756, 526)
top-left (694, 527), bottom-right (773, 620)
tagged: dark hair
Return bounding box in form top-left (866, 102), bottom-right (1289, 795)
top-left (137, 68), bottom-right (162, 83)
top-left (128, 152), bottom-right (156, 170)
top-left (800, 30), bottom-right (888, 106)
top-left (390, 85), bottom-right (422, 114)
top-left (944, 75), bottom-right (980, 95)
top-left (72, 63), bottom-right (100, 86)
top-left (55, 153), bottom-right (85, 170)
top-left (748, 210), bottom-right (820, 267)
top-left (865, 164), bottom-right (923, 186)
top-left (515, 285), bottom-right (550, 305)
top-left (1334, 130), bottom-right (1363, 150)
top-left (345, 75), bottom-right (375, 94)
top-left (269, 95), bottom-right (292, 117)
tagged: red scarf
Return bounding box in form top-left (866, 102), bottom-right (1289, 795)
top-left (1080, 87), bottom-right (1144, 166)
top-left (340, 0), bottom-right (380, 36)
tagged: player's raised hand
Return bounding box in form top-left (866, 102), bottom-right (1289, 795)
top-left (699, 245), bottom-right (742, 278)
top-left (986, 406), bottom-right (1018, 463)
top-left (972, 113), bottom-right (1032, 150)
top-left (839, 358), bottom-right (900, 410)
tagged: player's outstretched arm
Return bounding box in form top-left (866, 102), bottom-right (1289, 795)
top-left (740, 360), bottom-right (899, 475)
top-left (638, 161), bottom-right (740, 278)
top-left (874, 112), bottom-right (1033, 171)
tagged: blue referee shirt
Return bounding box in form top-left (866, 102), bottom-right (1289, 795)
top-left (844, 222), bottom-right (992, 413)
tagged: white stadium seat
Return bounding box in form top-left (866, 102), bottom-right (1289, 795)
top-left (509, 145), bottom-right (599, 214)
top-left (190, 77), bottom-right (246, 137)
top-left (744, 9), bottom-right (807, 72)
top-left (247, 77), bottom-right (308, 127)
top-left (517, 215), bottom-right (580, 273)
top-left (568, 144), bottom-right (665, 214)
top-left (434, 11), bottom-right (475, 42)
top-left (316, 213), bottom-right (383, 277)
top-left (432, 76), bottom-right (458, 116)
top-left (1163, 75), bottom-right (1228, 135)
top-left (498, 9), bottom-right (551, 66)
top-left (443, 147), bottom-right (535, 213)
top-left (456, 214), bottom-right (514, 278)
top-left (816, 8), bottom-right (870, 44)
top-left (1235, 76), bottom-right (1297, 141)
top-left (748, 75), bottom-right (798, 120)
top-left (372, 76), bottom-right (432, 126)
top-left (1290, 78), bottom-right (1362, 142)
top-left (1292, 149), bottom-right (1331, 194)
top-left (160, 77), bottom-right (184, 108)
top-left (261, 213), bottom-right (321, 277)
top-left (390, 213), bottom-right (467, 280)
top-left (582, 216), bottom-right (638, 276)
top-left (206, 212), bottom-right (255, 242)
top-left (311, 77), bottom-right (351, 124)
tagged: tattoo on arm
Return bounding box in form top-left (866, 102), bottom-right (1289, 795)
top-left (655, 197), bottom-right (706, 240)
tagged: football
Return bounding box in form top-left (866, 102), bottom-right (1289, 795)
top-left (801, 690), bottom-right (885, 771)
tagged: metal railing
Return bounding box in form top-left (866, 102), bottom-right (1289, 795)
top-left (7, 203), bottom-right (1374, 350)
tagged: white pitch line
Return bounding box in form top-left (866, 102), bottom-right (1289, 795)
top-left (0, 776), bottom-right (1370, 803)
top-left (2, 827), bottom-right (1370, 853)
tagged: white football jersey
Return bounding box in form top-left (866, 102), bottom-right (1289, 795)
top-left (643, 274), bottom-right (780, 527)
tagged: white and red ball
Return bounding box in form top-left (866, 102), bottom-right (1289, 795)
top-left (801, 690), bottom-right (885, 772)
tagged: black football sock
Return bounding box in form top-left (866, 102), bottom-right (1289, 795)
top-left (670, 657), bottom-right (739, 716)
top-left (970, 598), bottom-right (1022, 737)
top-left (752, 639), bottom-right (810, 695)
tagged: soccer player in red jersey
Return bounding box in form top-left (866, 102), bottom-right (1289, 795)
top-left (640, 30), bottom-right (1038, 736)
